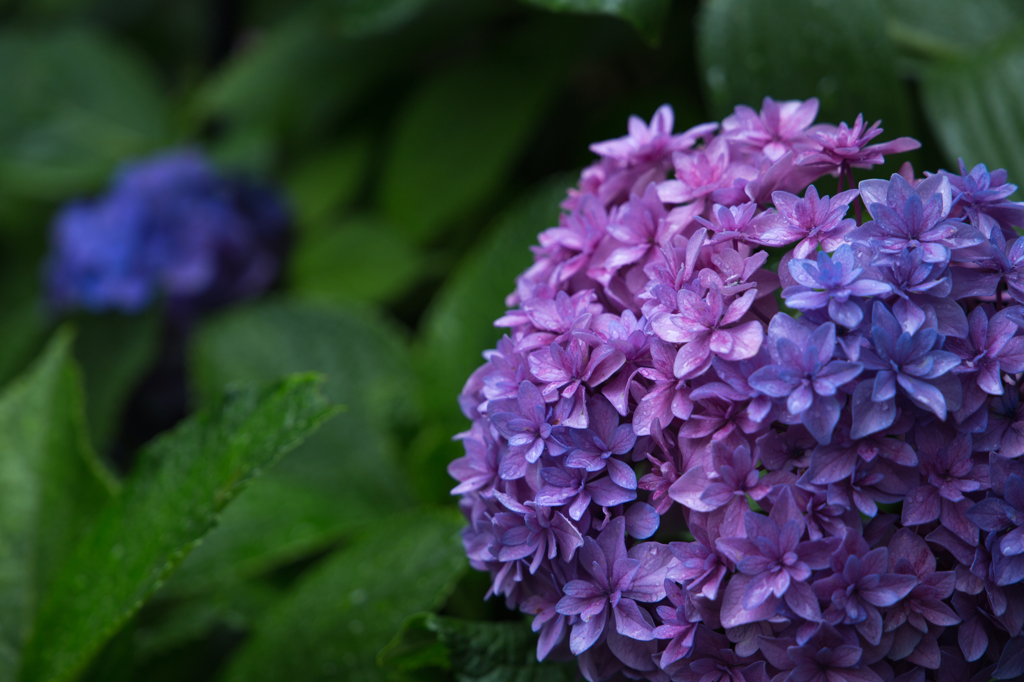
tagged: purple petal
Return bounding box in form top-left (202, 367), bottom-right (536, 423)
top-left (851, 381), bottom-right (897, 439)
top-left (569, 607), bottom-right (607, 654)
top-left (624, 502), bottom-right (660, 539)
top-left (748, 364), bottom-right (801, 397)
top-left (903, 486), bottom-right (941, 525)
top-left (721, 573), bottom-right (781, 628)
top-left (605, 457), bottom-right (638, 490)
top-left (613, 599), bottom-right (655, 641)
top-left (801, 394), bottom-right (841, 445)
top-left (721, 321), bottom-right (765, 361)
top-left (959, 615), bottom-right (988, 662)
top-left (590, 476), bottom-right (637, 508)
top-left (784, 579), bottom-right (821, 621)
top-left (897, 374), bottom-right (947, 419)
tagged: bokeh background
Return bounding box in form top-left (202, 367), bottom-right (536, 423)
top-left (0, 0), bottom-right (1021, 680)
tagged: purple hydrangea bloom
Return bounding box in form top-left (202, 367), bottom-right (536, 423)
top-left (748, 315), bottom-right (863, 444)
top-left (528, 339), bottom-right (625, 430)
top-left (448, 424), bottom-right (501, 496)
top-left (883, 528), bottom-right (960, 656)
top-left (657, 137), bottom-right (757, 214)
top-left (878, 247), bottom-right (969, 340)
top-left (782, 246), bottom-right (891, 329)
top-left (721, 96), bottom-right (821, 162)
top-left (940, 159), bottom-right (1024, 239)
top-left (900, 430), bottom-right (987, 546)
top-left (812, 532), bottom-right (917, 645)
top-left (651, 580), bottom-right (699, 667)
top-left (650, 285), bottom-right (763, 378)
top-left (555, 517), bottom-right (671, 654)
top-left (633, 339), bottom-right (693, 436)
top-left (717, 488), bottom-right (841, 627)
top-left (968, 460), bottom-right (1024, 558)
top-left (522, 568), bottom-right (573, 660)
top-left (590, 105), bottom-right (716, 168)
top-left (670, 626), bottom-right (769, 682)
top-left (668, 511), bottom-right (729, 601)
top-left (696, 202), bottom-right (776, 246)
top-left (856, 174), bottom-right (984, 265)
top-left (490, 491), bottom-right (584, 574)
top-left (45, 149), bottom-right (289, 317)
top-left (450, 98), bottom-right (1024, 682)
top-left (946, 306), bottom-right (1024, 418)
top-left (589, 184), bottom-right (673, 285)
top-left (770, 623), bottom-right (884, 682)
top-left (670, 441), bottom-right (771, 537)
top-left (804, 417), bottom-right (917, 486)
top-left (977, 384), bottom-right (1024, 457)
top-left (488, 380), bottom-right (565, 477)
top-left (537, 463), bottom-right (636, 521)
top-left (801, 114), bottom-right (921, 172)
top-left (564, 395), bottom-right (639, 487)
top-left (757, 185), bottom-right (860, 259)
top-left (850, 302), bottom-right (961, 437)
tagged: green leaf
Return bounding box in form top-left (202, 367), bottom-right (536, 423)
top-left (379, 58), bottom-right (562, 243)
top-left (291, 216), bottom-right (424, 304)
top-left (411, 178), bottom-right (569, 502)
top-left (0, 330), bottom-right (116, 679)
top-left (332, 0), bottom-right (437, 37)
top-left (697, 0), bottom-right (915, 137)
top-left (18, 374), bottom-right (335, 682)
top-left (77, 579), bottom-right (282, 682)
top-left (0, 27), bottom-right (167, 199)
top-left (220, 510), bottom-right (467, 682)
top-left (881, 0), bottom-right (1024, 58)
top-left (286, 138), bottom-right (373, 227)
top-left (520, 0), bottom-right (671, 46)
top-left (0, 258), bottom-right (49, 388)
top-left (920, 36), bottom-right (1024, 189)
top-left (133, 581), bottom-right (281, 661)
top-left (164, 300), bottom-right (416, 594)
top-left (72, 310), bottom-right (162, 451)
top-left (198, 15), bottom-right (405, 134)
top-left (381, 615), bottom-right (577, 682)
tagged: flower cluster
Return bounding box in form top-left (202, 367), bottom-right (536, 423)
top-left (44, 149), bottom-right (289, 319)
top-left (450, 97), bottom-right (1024, 681)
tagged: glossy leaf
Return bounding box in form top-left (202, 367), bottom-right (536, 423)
top-left (165, 300), bottom-right (415, 594)
top-left (220, 510), bottom-right (467, 682)
top-left (333, 0), bottom-right (438, 37)
top-left (72, 309), bottom-right (162, 451)
top-left (521, 0), bottom-right (671, 46)
top-left (290, 217), bottom-right (424, 304)
top-left (0, 330), bottom-right (116, 680)
top-left (285, 138), bottom-right (372, 227)
top-left (698, 0), bottom-right (915, 138)
top-left (882, 0), bottom-right (1024, 57)
top-left (0, 28), bottom-right (167, 198)
top-left (379, 58), bottom-right (561, 242)
top-left (921, 35), bottom-right (1024, 191)
top-left (134, 581), bottom-right (281, 661)
top-left (0, 259), bottom-right (48, 388)
top-left (198, 15), bottom-right (405, 133)
top-left (19, 374), bottom-right (335, 682)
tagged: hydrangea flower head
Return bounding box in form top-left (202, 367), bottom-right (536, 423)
top-left (45, 149), bottom-right (289, 318)
top-left (452, 98), bottom-right (1024, 681)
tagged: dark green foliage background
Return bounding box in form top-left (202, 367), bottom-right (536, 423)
top-left (0, 0), bottom-right (1020, 680)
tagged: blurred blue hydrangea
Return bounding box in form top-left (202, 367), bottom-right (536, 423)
top-left (44, 149), bottom-right (289, 317)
